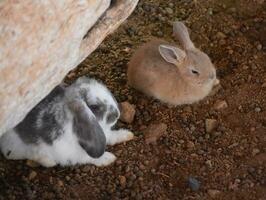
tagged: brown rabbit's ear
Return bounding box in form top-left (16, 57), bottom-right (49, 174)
top-left (173, 21), bottom-right (195, 50)
top-left (159, 45), bottom-right (186, 65)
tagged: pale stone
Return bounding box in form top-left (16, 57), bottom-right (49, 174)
top-left (119, 101), bottom-right (136, 123)
top-left (28, 170), bottom-right (37, 180)
top-left (207, 189), bottom-right (221, 198)
top-left (144, 123), bottom-right (168, 144)
top-left (205, 119), bottom-right (218, 133)
top-left (213, 100), bottom-right (228, 110)
top-left (0, 0), bottom-right (139, 136)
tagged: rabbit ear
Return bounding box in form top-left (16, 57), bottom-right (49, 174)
top-left (159, 45), bottom-right (186, 65)
top-left (173, 21), bottom-right (195, 50)
top-left (68, 99), bottom-right (106, 158)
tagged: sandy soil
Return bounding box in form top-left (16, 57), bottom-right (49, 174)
top-left (0, 0), bottom-right (265, 199)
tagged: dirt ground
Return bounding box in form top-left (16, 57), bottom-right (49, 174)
top-left (0, 0), bottom-right (265, 199)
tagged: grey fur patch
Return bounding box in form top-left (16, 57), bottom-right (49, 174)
top-left (106, 105), bottom-right (119, 124)
top-left (15, 86), bottom-right (66, 145)
top-left (69, 100), bottom-right (106, 158)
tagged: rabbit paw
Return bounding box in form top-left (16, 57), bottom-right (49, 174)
top-left (37, 157), bottom-right (57, 168)
top-left (106, 129), bottom-right (134, 146)
top-left (92, 152), bottom-right (116, 167)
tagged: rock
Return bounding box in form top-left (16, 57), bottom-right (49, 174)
top-left (216, 31), bottom-right (227, 39)
top-left (179, 139), bottom-right (185, 144)
top-left (187, 141), bottom-right (195, 149)
top-left (256, 43), bottom-right (262, 50)
top-left (214, 100), bottom-right (228, 110)
top-left (228, 143), bottom-right (239, 149)
top-left (118, 175), bottom-right (127, 188)
top-left (205, 119), bottom-right (218, 133)
top-left (205, 160), bottom-right (213, 168)
top-left (252, 148), bottom-right (260, 156)
top-left (165, 7), bottom-right (173, 15)
top-left (119, 101), bottom-right (136, 123)
top-left (156, 31), bottom-right (164, 37)
top-left (81, 166), bottom-right (91, 173)
top-left (183, 106), bottom-right (192, 113)
top-left (58, 180), bottom-right (64, 187)
top-left (208, 8), bottom-right (213, 15)
top-left (28, 171), bottom-right (37, 181)
top-left (212, 131), bottom-right (222, 138)
top-left (26, 160), bottom-right (40, 168)
top-left (144, 123), bottom-right (167, 144)
top-left (0, 0), bottom-right (139, 136)
top-left (188, 177), bottom-right (200, 191)
top-left (207, 189), bottom-right (221, 198)
top-left (254, 107), bottom-right (261, 113)
top-left (169, 3), bottom-right (174, 8)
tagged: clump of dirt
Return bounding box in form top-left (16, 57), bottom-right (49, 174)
top-left (0, 0), bottom-right (265, 199)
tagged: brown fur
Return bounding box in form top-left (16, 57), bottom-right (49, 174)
top-left (127, 22), bottom-right (219, 105)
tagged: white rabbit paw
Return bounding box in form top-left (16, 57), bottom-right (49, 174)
top-left (37, 157), bottom-right (57, 168)
top-left (92, 152), bottom-right (116, 167)
top-left (106, 129), bottom-right (134, 145)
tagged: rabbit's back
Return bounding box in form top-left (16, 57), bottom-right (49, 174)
top-left (128, 39), bottom-right (180, 98)
top-left (15, 85), bottom-right (66, 145)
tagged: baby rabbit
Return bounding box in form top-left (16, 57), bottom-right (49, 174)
top-left (127, 21), bottom-right (219, 105)
top-left (0, 77), bottom-right (134, 167)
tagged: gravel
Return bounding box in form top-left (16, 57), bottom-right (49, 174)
top-left (1, 0), bottom-right (265, 199)
top-left (188, 177), bottom-right (201, 191)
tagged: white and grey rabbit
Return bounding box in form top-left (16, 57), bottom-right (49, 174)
top-left (0, 77), bottom-right (134, 167)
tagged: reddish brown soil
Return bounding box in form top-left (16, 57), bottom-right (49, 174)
top-left (0, 0), bottom-right (265, 199)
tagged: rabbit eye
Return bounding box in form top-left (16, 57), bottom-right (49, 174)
top-left (191, 69), bottom-right (199, 75)
top-left (89, 105), bottom-right (100, 112)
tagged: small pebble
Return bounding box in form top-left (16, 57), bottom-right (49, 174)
top-left (179, 139), bottom-right (185, 144)
top-left (214, 100), bottom-right (228, 110)
top-left (169, 3), bottom-right (174, 8)
top-left (144, 123), bottom-right (167, 144)
top-left (205, 160), bottom-right (213, 168)
top-left (165, 7), bottom-right (173, 15)
top-left (118, 175), bottom-right (127, 188)
top-left (208, 8), bottom-right (213, 15)
top-left (254, 107), bottom-right (261, 113)
top-left (256, 43), bottom-right (262, 50)
top-left (187, 141), bottom-right (195, 149)
top-left (212, 131), bottom-right (222, 138)
top-left (252, 148), bottom-right (260, 156)
top-left (208, 189), bottom-right (221, 198)
top-left (156, 31), bottom-right (163, 37)
top-left (65, 176), bottom-right (71, 181)
top-left (58, 180), bottom-right (64, 187)
top-left (205, 119), bottom-right (218, 133)
top-left (119, 101), bottom-right (136, 123)
top-left (216, 31), bottom-right (226, 39)
top-left (188, 177), bottom-right (200, 191)
top-left (28, 171), bottom-right (37, 181)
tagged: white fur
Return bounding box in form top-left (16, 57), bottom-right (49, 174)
top-left (0, 118), bottom-right (119, 167)
top-left (0, 78), bottom-right (134, 167)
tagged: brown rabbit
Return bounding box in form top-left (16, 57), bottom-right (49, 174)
top-left (127, 21), bottom-right (219, 105)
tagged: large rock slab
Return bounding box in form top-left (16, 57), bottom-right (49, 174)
top-left (0, 0), bottom-right (139, 136)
